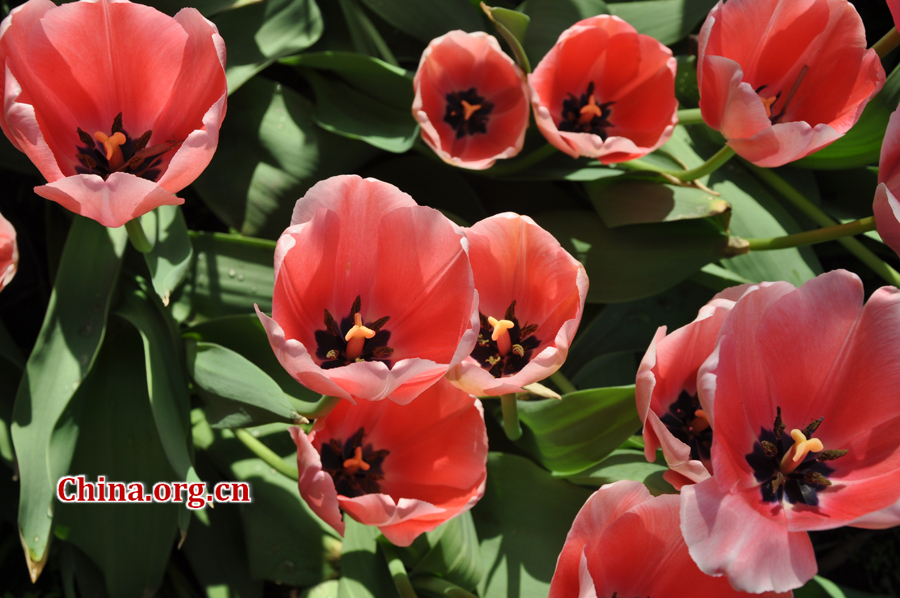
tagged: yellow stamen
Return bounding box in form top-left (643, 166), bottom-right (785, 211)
top-left (343, 446), bottom-right (370, 475)
top-left (487, 316), bottom-right (514, 356)
top-left (344, 312), bottom-right (375, 361)
top-left (94, 131), bottom-right (126, 171)
top-left (691, 409), bottom-right (711, 434)
top-left (780, 429), bottom-right (824, 474)
top-left (579, 94), bottom-right (604, 123)
top-left (760, 95), bottom-right (778, 119)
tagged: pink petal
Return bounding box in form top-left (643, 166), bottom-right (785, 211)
top-left (849, 498), bottom-right (900, 530)
top-left (874, 183), bottom-right (900, 259)
top-left (290, 426), bottom-right (345, 537)
top-left (337, 494), bottom-right (446, 547)
top-left (0, 211), bottom-right (18, 291)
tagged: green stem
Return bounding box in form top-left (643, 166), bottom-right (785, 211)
top-left (291, 395), bottom-right (343, 420)
top-left (677, 107), bottom-right (704, 126)
top-left (500, 393), bottom-right (522, 441)
top-left (379, 541), bottom-right (419, 598)
top-left (873, 27), bottom-right (900, 59)
top-left (746, 163), bottom-right (900, 287)
top-left (124, 217), bottom-right (153, 253)
top-left (487, 144), bottom-right (557, 176)
top-left (549, 370), bottom-right (578, 395)
top-left (233, 428), bottom-right (299, 481)
top-left (411, 576), bottom-right (480, 598)
top-left (187, 230), bottom-right (276, 249)
top-left (746, 217), bottom-right (876, 250)
top-left (669, 145), bottom-right (736, 181)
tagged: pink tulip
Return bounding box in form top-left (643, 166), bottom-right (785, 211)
top-left (445, 213), bottom-right (587, 396)
top-left (889, 0), bottom-right (900, 28)
top-left (0, 212), bottom-right (17, 292)
top-left (698, 0), bottom-right (884, 167)
top-left (290, 378), bottom-right (488, 546)
top-left (874, 109), bottom-right (900, 258)
top-left (412, 31), bottom-right (530, 170)
top-left (681, 270), bottom-right (900, 593)
top-left (0, 0), bottom-right (227, 228)
top-left (257, 175), bottom-right (479, 405)
top-left (550, 480), bottom-right (790, 598)
top-left (528, 15), bottom-right (678, 164)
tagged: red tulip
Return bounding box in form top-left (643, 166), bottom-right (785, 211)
top-left (874, 109), bottom-right (900, 258)
top-left (0, 212), bottom-right (17, 292)
top-left (445, 213), bottom-right (587, 396)
top-left (0, 0), bottom-right (227, 228)
top-left (681, 271), bottom-right (900, 592)
top-left (257, 175), bottom-right (479, 405)
top-left (550, 480), bottom-right (789, 598)
top-left (412, 31), bottom-right (530, 170)
top-left (698, 0), bottom-right (884, 167)
top-left (889, 0), bottom-right (900, 28)
top-left (528, 15), bottom-right (678, 164)
top-left (290, 378), bottom-right (488, 546)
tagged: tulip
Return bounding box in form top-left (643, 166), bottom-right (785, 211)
top-left (697, 0), bottom-right (884, 167)
top-left (0, 212), bottom-right (17, 292)
top-left (445, 213), bottom-right (587, 397)
top-left (681, 270), bottom-right (900, 593)
top-left (0, 0), bottom-right (227, 228)
top-left (550, 480), bottom-right (789, 598)
top-left (412, 31), bottom-right (530, 170)
top-left (256, 175), bottom-right (479, 405)
top-left (528, 15), bottom-right (678, 164)
top-left (289, 378), bottom-right (488, 546)
top-left (873, 109), bottom-right (900, 258)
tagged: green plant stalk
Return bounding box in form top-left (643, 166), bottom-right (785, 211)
top-left (549, 370), bottom-right (577, 395)
top-left (746, 163), bottom-right (900, 287)
top-left (412, 576), bottom-right (480, 598)
top-left (746, 217), bottom-right (876, 250)
top-left (669, 145), bottom-right (736, 181)
top-left (187, 230), bottom-right (276, 249)
top-left (293, 394), bottom-right (343, 420)
top-left (677, 107), bottom-right (704, 126)
top-left (874, 26), bottom-right (900, 59)
top-left (124, 217), bottom-right (153, 253)
top-left (500, 393), bottom-right (522, 440)
top-left (487, 143), bottom-right (557, 176)
top-left (233, 428), bottom-right (299, 481)
top-left (379, 541), bottom-right (419, 598)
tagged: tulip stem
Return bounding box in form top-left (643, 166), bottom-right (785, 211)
top-left (668, 145), bottom-right (736, 181)
top-left (746, 163), bottom-right (900, 287)
top-left (549, 370), bottom-right (578, 395)
top-left (293, 395), bottom-right (343, 420)
top-left (677, 107), bottom-right (704, 126)
top-left (746, 217), bottom-right (877, 250)
top-left (378, 541), bottom-right (419, 598)
top-left (500, 393), bottom-right (523, 441)
top-left (233, 428), bottom-right (299, 481)
top-left (873, 27), bottom-right (900, 59)
top-left (124, 217), bottom-right (153, 253)
top-left (488, 143), bottom-right (557, 176)
top-left (412, 576), bottom-right (480, 598)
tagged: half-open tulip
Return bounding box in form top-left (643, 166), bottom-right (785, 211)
top-left (0, 212), bottom-right (17, 292)
top-left (528, 15), bottom-right (678, 164)
top-left (0, 0), bottom-right (227, 228)
top-left (445, 213), bottom-right (587, 396)
top-left (550, 480), bottom-right (789, 598)
top-left (681, 270), bottom-right (900, 593)
top-left (290, 378), bottom-right (488, 546)
top-left (256, 175), bottom-right (479, 405)
top-left (874, 109), bottom-right (900, 258)
top-left (412, 31), bottom-right (530, 170)
top-left (698, 0), bottom-right (884, 167)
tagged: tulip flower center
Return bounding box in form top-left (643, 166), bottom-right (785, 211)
top-left (320, 427), bottom-right (389, 498)
top-left (444, 88), bottom-right (495, 138)
top-left (74, 112), bottom-right (177, 181)
top-left (314, 295), bottom-right (393, 369)
top-left (746, 407), bottom-right (847, 506)
top-left (660, 391), bottom-right (713, 462)
top-left (754, 65), bottom-right (809, 125)
top-left (559, 82), bottom-right (615, 140)
top-left (471, 300), bottom-right (540, 377)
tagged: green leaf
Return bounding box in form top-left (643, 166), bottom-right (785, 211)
top-left (186, 340), bottom-right (302, 428)
top-left (141, 206), bottom-right (193, 306)
top-left (147, 0), bottom-right (264, 17)
top-left (11, 217), bottom-right (127, 571)
top-left (357, 0), bottom-right (482, 44)
top-left (512, 386), bottom-right (640, 475)
top-left (55, 324), bottom-right (180, 598)
top-left (675, 55), bottom-right (700, 108)
top-left (483, 5), bottom-right (532, 72)
top-left (563, 449), bottom-right (673, 495)
top-left (522, 0), bottom-right (609, 65)
top-left (571, 351), bottom-right (637, 389)
top-left (608, 0), bottom-right (717, 45)
top-left (406, 512), bottom-right (483, 591)
top-left (338, 518), bottom-right (395, 598)
top-left (285, 52), bottom-right (413, 107)
top-left (300, 580), bottom-right (340, 598)
top-left (795, 576), bottom-right (888, 598)
top-left (472, 453), bottom-right (592, 598)
top-left (587, 176), bottom-right (731, 227)
top-left (213, 0), bottom-right (324, 93)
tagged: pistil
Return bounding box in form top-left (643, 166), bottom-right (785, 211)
top-left (344, 313), bottom-right (376, 361)
top-left (94, 131), bottom-right (126, 170)
top-left (343, 446), bottom-right (371, 475)
top-left (461, 100), bottom-right (482, 121)
top-left (487, 316), bottom-right (514, 355)
top-left (780, 429), bottom-right (824, 475)
top-left (691, 409), bottom-right (710, 434)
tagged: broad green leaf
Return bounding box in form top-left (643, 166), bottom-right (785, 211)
top-left (472, 453), bottom-right (592, 598)
top-left (587, 176), bottom-right (731, 227)
top-left (339, 518), bottom-right (395, 598)
top-left (213, 0), bottom-right (324, 93)
top-left (501, 151), bottom-right (624, 181)
top-left (795, 576), bottom-right (888, 598)
top-left (675, 55), bottom-right (700, 107)
top-left (521, 0), bottom-right (608, 64)
top-left (608, 0), bottom-right (717, 45)
top-left (59, 542), bottom-right (110, 598)
top-left (486, 7), bottom-right (530, 44)
top-left (406, 512), bottom-right (484, 591)
top-left (571, 351), bottom-right (637, 389)
top-left (186, 340), bottom-right (302, 428)
top-left (141, 206), bottom-right (193, 306)
top-left (300, 580), bottom-right (340, 598)
top-left (148, 0), bottom-right (264, 17)
top-left (513, 386), bottom-right (640, 475)
top-left (285, 52), bottom-right (413, 107)
top-left (12, 217), bottom-right (127, 574)
top-left (193, 78), bottom-right (379, 238)
top-left (690, 262), bottom-right (753, 292)
top-left (357, 0), bottom-right (482, 43)
top-left (563, 449), bottom-right (673, 495)
top-left (55, 324), bottom-right (179, 598)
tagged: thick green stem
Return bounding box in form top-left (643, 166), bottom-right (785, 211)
top-left (746, 163), bottom-right (900, 287)
top-left (292, 395), bottom-right (343, 420)
top-left (677, 107), bottom-right (704, 126)
top-left (124, 217), bottom-right (153, 253)
top-left (379, 541), bottom-right (419, 598)
top-left (549, 370), bottom-right (578, 395)
top-left (500, 393), bottom-right (522, 441)
top-left (412, 576), bottom-right (480, 598)
top-left (874, 27), bottom-right (900, 59)
top-left (487, 144), bottom-right (557, 176)
top-left (233, 428), bottom-right (299, 481)
top-left (746, 217), bottom-right (876, 251)
top-left (669, 145), bottom-right (736, 181)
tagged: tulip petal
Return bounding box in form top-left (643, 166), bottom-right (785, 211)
top-left (337, 494), bottom-right (445, 547)
top-left (0, 211), bottom-right (17, 291)
top-left (874, 183), bottom-right (900, 259)
top-left (290, 426), bottom-right (345, 537)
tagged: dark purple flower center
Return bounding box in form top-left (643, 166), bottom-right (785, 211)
top-left (660, 391), bottom-right (712, 462)
top-left (470, 300), bottom-right (540, 378)
top-left (314, 295), bottom-right (393, 369)
top-left (444, 88), bottom-right (494, 138)
top-left (755, 64), bottom-right (809, 125)
top-left (320, 427), bottom-right (389, 498)
top-left (559, 81), bottom-right (615, 139)
top-left (73, 112), bottom-right (174, 181)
